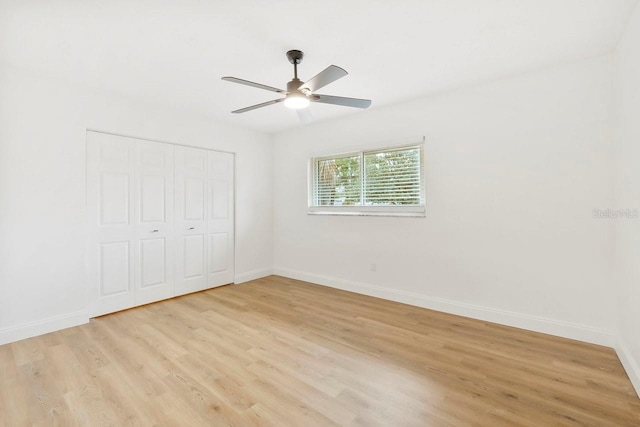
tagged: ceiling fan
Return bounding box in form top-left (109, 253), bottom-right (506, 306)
top-left (222, 50), bottom-right (371, 119)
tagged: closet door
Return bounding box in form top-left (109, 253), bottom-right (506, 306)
top-left (86, 132), bottom-right (136, 316)
top-left (207, 151), bottom-right (235, 287)
top-left (88, 131), bottom-right (233, 316)
top-left (174, 146), bottom-right (209, 295)
top-left (133, 140), bottom-right (175, 306)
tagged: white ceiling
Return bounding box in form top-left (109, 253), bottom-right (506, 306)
top-left (1, 0), bottom-right (637, 133)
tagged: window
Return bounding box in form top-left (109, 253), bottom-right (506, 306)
top-left (309, 143), bottom-right (425, 216)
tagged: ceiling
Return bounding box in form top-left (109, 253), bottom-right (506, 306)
top-left (0, 0), bottom-right (637, 133)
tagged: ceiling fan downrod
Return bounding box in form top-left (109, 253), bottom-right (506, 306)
top-left (287, 49), bottom-right (304, 86)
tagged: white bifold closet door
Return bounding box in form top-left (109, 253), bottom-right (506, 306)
top-left (87, 131), bottom-right (234, 317)
top-left (174, 146), bottom-right (235, 295)
top-left (86, 132), bottom-right (136, 316)
top-left (133, 139), bottom-right (175, 306)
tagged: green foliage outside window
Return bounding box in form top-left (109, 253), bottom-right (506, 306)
top-left (364, 148), bottom-right (420, 205)
top-left (316, 156), bottom-right (360, 206)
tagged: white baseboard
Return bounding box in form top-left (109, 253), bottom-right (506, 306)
top-left (273, 268), bottom-right (616, 347)
top-left (615, 338), bottom-right (640, 398)
top-left (234, 268), bottom-right (273, 284)
top-left (0, 310), bottom-right (89, 346)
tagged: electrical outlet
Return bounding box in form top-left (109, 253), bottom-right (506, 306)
top-left (370, 263), bottom-right (377, 272)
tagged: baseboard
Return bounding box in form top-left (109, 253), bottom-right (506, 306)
top-left (0, 310), bottom-right (89, 346)
top-left (273, 268), bottom-right (616, 347)
top-left (234, 268), bottom-right (273, 284)
top-left (616, 338), bottom-right (640, 398)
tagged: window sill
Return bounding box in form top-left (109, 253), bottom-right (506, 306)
top-left (307, 206), bottom-right (426, 217)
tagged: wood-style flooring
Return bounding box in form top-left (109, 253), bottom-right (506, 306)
top-left (0, 275), bottom-right (639, 426)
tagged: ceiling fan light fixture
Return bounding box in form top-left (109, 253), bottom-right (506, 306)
top-left (284, 91), bottom-right (310, 109)
top-left (222, 49), bottom-right (371, 117)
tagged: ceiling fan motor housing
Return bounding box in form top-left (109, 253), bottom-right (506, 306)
top-left (287, 78), bottom-right (304, 93)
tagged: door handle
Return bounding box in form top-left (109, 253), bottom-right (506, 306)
top-left (188, 227), bottom-right (195, 230)
top-left (151, 229), bottom-right (159, 233)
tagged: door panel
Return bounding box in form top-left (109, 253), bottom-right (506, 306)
top-left (99, 241), bottom-right (131, 296)
top-left (134, 140), bottom-right (175, 306)
top-left (100, 173), bottom-right (130, 224)
top-left (140, 175), bottom-right (167, 222)
top-left (99, 140), bottom-right (130, 165)
top-left (175, 146), bottom-right (209, 295)
top-left (207, 151), bottom-right (234, 287)
top-left (87, 132), bottom-right (135, 316)
top-left (211, 181), bottom-right (229, 219)
top-left (209, 232), bottom-right (229, 273)
top-left (184, 177), bottom-right (205, 220)
top-left (140, 238), bottom-right (167, 287)
top-left (184, 234), bottom-right (205, 279)
top-left (141, 148), bottom-right (167, 168)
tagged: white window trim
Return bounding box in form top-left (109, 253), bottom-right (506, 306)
top-left (308, 140), bottom-right (426, 217)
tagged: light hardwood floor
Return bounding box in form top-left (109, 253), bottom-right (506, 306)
top-left (1, 275), bottom-right (638, 426)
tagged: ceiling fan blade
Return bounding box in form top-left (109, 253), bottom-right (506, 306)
top-left (232, 98), bottom-right (284, 114)
top-left (299, 65), bottom-right (347, 94)
top-left (297, 108), bottom-right (313, 124)
top-left (222, 77), bottom-right (285, 94)
top-left (311, 94), bottom-right (371, 109)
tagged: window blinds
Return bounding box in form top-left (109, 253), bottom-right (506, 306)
top-left (312, 145), bottom-right (422, 207)
top-left (363, 146), bottom-right (421, 206)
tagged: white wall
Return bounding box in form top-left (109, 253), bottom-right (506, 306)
top-left (273, 55), bottom-right (617, 345)
top-left (613, 3), bottom-right (640, 394)
top-left (0, 32), bottom-right (636, 397)
top-left (0, 64), bottom-right (273, 344)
